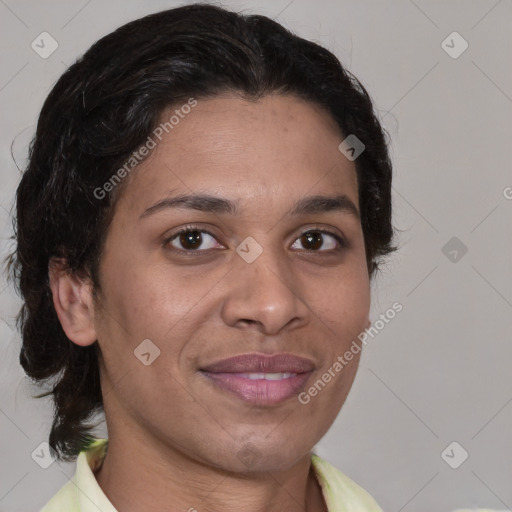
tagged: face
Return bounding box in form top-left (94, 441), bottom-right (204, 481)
top-left (92, 93), bottom-right (371, 472)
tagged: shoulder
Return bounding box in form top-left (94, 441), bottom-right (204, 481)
top-left (39, 480), bottom-right (78, 512)
top-left (311, 453), bottom-right (383, 512)
top-left (39, 438), bottom-right (110, 512)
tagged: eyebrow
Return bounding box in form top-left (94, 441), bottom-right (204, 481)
top-left (139, 192), bottom-right (360, 220)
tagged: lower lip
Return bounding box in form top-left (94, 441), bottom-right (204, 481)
top-left (200, 371), bottom-right (312, 405)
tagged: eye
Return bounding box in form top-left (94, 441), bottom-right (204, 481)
top-left (291, 229), bottom-right (346, 252)
top-left (166, 226), bottom-right (222, 253)
top-left (164, 225), bottom-right (346, 256)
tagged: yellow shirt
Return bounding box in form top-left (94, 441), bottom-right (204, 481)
top-left (40, 438), bottom-right (383, 512)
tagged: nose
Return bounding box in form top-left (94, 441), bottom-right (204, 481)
top-left (220, 245), bottom-right (310, 336)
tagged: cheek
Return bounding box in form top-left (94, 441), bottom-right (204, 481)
top-left (94, 260), bottom-right (204, 418)
top-left (96, 256), bottom-right (217, 370)
top-left (97, 250), bottom-right (174, 332)
top-left (311, 263), bottom-right (370, 339)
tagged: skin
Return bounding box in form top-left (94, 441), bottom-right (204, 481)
top-left (49, 93), bottom-right (372, 512)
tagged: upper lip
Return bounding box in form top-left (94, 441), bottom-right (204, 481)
top-left (200, 353), bottom-right (315, 374)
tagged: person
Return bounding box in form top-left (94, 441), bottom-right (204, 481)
top-left (8, 3), bottom-right (397, 511)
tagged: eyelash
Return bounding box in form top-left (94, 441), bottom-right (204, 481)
top-left (164, 224), bottom-right (347, 256)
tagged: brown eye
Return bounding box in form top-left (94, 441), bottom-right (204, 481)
top-left (167, 228), bottom-right (221, 252)
top-left (301, 231), bottom-right (323, 251)
top-left (179, 231), bottom-right (202, 250)
top-left (291, 230), bottom-right (343, 252)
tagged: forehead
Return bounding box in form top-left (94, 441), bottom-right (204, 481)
top-left (115, 93), bottom-right (358, 216)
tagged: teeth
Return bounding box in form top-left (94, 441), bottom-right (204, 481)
top-left (239, 372), bottom-right (296, 380)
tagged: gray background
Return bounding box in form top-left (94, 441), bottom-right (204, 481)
top-left (1, 1), bottom-right (511, 511)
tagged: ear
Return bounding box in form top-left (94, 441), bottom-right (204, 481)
top-left (48, 257), bottom-right (97, 347)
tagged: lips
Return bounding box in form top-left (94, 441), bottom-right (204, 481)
top-left (200, 353), bottom-right (315, 374)
top-left (199, 353), bottom-right (315, 405)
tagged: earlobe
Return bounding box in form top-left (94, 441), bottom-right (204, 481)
top-left (48, 258), bottom-right (97, 347)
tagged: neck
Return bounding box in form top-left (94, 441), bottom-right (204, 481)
top-left (94, 428), bottom-right (327, 512)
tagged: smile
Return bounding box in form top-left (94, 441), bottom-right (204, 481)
top-left (200, 370), bottom-right (312, 405)
top-left (238, 372), bottom-right (296, 380)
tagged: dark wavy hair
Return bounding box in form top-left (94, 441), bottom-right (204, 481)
top-left (6, 2), bottom-right (397, 462)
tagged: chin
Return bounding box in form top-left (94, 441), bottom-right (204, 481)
top-left (223, 439), bottom-right (313, 474)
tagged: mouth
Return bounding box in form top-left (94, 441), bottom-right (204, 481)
top-left (199, 353), bottom-right (315, 405)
